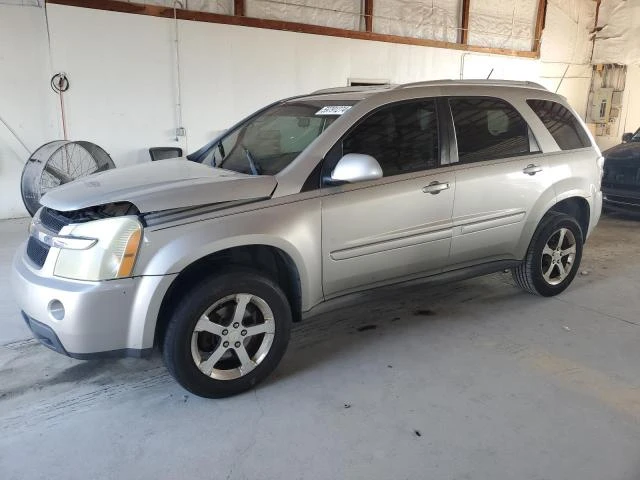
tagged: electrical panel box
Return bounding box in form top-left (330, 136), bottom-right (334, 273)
top-left (591, 87), bottom-right (614, 123)
top-left (612, 91), bottom-right (623, 107)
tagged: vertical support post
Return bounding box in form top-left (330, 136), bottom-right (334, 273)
top-left (533, 0), bottom-right (547, 54)
top-left (234, 0), bottom-right (245, 17)
top-left (460, 0), bottom-right (470, 44)
top-left (364, 0), bottom-right (373, 32)
top-left (590, 0), bottom-right (602, 62)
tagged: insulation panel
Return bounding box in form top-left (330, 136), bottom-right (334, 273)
top-left (245, 0), bottom-right (362, 30)
top-left (373, 0), bottom-right (460, 43)
top-left (0, 0), bottom-right (41, 5)
top-left (467, 0), bottom-right (538, 51)
top-left (129, 0), bottom-right (233, 14)
top-left (540, 0), bottom-right (596, 64)
top-left (593, 0), bottom-right (640, 65)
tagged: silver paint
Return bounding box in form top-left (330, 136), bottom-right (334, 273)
top-left (330, 153), bottom-right (383, 183)
top-left (40, 159), bottom-right (277, 213)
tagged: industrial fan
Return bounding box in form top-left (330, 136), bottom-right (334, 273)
top-left (20, 140), bottom-right (115, 216)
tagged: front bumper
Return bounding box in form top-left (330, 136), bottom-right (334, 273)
top-left (11, 244), bottom-right (159, 358)
top-left (22, 312), bottom-right (70, 356)
top-left (21, 313), bottom-right (151, 359)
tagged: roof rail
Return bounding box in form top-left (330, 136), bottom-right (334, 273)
top-left (311, 85), bottom-right (394, 95)
top-left (395, 79), bottom-right (548, 91)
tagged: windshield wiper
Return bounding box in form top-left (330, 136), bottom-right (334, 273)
top-left (243, 146), bottom-right (260, 175)
top-left (209, 141), bottom-right (226, 167)
top-left (213, 141), bottom-right (225, 167)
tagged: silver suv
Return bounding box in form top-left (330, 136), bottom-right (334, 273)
top-left (12, 80), bottom-right (603, 397)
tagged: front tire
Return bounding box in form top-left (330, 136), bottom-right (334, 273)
top-left (163, 269), bottom-right (292, 398)
top-left (512, 212), bottom-right (584, 297)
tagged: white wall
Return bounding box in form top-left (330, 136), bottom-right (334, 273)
top-left (46, 7), bottom-right (179, 165)
top-left (537, 0), bottom-right (596, 120)
top-left (620, 65), bottom-right (640, 139)
top-left (0, 2), bottom-right (594, 219)
top-left (0, 5), bottom-right (57, 218)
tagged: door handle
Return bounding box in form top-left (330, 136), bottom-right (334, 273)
top-left (422, 181), bottom-right (450, 194)
top-left (523, 164), bottom-right (543, 175)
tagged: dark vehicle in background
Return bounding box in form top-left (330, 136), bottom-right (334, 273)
top-left (602, 128), bottom-right (640, 213)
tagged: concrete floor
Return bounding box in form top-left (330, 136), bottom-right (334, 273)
top-left (1, 214), bottom-right (640, 480)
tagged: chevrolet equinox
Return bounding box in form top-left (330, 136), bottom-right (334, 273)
top-left (12, 80), bottom-right (603, 397)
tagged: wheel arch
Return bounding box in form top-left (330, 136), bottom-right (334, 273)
top-left (154, 243), bottom-right (304, 348)
top-left (515, 194), bottom-right (591, 260)
top-left (548, 196), bottom-right (590, 238)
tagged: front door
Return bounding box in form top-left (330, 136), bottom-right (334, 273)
top-left (320, 99), bottom-right (455, 297)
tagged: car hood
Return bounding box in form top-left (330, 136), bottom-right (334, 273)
top-left (40, 159), bottom-right (278, 213)
top-left (603, 142), bottom-right (640, 162)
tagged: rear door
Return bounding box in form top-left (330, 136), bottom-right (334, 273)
top-left (446, 96), bottom-right (553, 267)
top-left (321, 99), bottom-right (456, 297)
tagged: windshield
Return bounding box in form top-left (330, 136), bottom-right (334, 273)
top-left (632, 128), bottom-right (640, 142)
top-left (197, 100), bottom-right (356, 175)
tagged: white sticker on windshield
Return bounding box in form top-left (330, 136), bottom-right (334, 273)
top-left (315, 105), bottom-right (352, 116)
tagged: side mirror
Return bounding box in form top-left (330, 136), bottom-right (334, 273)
top-left (622, 132), bottom-right (633, 143)
top-left (329, 153), bottom-right (383, 184)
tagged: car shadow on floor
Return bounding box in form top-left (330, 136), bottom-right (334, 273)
top-left (602, 209), bottom-right (640, 221)
top-left (267, 273), bottom-right (527, 385)
top-left (0, 273), bottom-right (535, 402)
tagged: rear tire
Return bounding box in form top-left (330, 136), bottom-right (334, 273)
top-left (163, 268), bottom-right (291, 398)
top-left (512, 212), bottom-right (583, 297)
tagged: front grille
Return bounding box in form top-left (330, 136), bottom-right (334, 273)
top-left (39, 207), bottom-right (72, 234)
top-left (26, 236), bottom-right (50, 269)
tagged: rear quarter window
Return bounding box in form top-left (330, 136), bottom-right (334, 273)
top-left (527, 100), bottom-right (591, 150)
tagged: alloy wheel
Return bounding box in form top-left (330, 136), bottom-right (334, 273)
top-left (540, 227), bottom-right (577, 286)
top-left (190, 293), bottom-right (275, 380)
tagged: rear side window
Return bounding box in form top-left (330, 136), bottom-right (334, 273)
top-left (449, 97), bottom-right (531, 163)
top-left (527, 100), bottom-right (591, 150)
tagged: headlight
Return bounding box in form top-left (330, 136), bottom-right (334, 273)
top-left (54, 216), bottom-right (142, 281)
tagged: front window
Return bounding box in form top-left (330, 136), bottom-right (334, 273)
top-left (198, 100), bottom-right (356, 175)
top-left (341, 99), bottom-right (440, 176)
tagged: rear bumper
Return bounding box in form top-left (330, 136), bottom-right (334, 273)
top-left (590, 190), bottom-right (603, 237)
